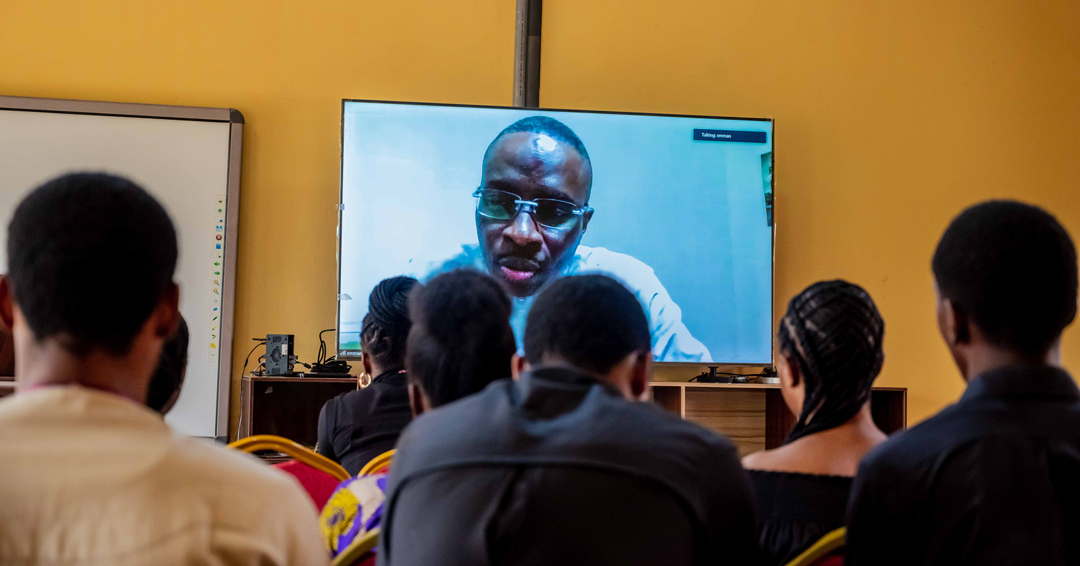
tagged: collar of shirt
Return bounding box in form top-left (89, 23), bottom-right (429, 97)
top-left (371, 369), bottom-right (407, 386)
top-left (961, 363), bottom-right (1079, 403)
top-left (514, 365), bottom-right (626, 418)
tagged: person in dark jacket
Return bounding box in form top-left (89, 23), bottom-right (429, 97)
top-left (847, 200), bottom-right (1080, 566)
top-left (379, 274), bottom-right (759, 566)
top-left (317, 276), bottom-right (419, 475)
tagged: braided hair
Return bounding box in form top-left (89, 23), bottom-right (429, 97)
top-left (780, 280), bottom-right (884, 444)
top-left (361, 276), bottom-right (420, 371)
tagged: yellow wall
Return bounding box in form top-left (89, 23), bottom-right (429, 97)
top-left (541, 0), bottom-right (1080, 422)
top-left (0, 0), bottom-right (515, 435)
top-left (2, 0), bottom-right (1078, 429)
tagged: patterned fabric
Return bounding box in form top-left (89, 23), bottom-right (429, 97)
top-left (319, 472), bottom-right (388, 557)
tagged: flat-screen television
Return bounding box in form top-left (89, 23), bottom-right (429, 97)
top-left (338, 100), bottom-right (774, 365)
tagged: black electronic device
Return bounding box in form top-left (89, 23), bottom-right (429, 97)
top-left (265, 334), bottom-right (294, 376)
top-left (696, 366), bottom-right (732, 384)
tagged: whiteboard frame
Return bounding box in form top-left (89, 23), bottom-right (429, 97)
top-left (0, 95), bottom-right (244, 440)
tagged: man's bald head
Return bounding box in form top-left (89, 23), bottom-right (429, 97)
top-left (482, 116), bottom-right (593, 199)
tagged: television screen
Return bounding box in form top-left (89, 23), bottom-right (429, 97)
top-left (338, 101), bottom-right (774, 364)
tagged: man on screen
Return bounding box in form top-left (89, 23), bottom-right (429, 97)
top-left (426, 116), bottom-right (711, 362)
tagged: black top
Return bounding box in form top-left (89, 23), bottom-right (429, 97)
top-left (377, 366), bottom-right (759, 566)
top-left (847, 364), bottom-right (1080, 566)
top-left (316, 370), bottom-right (412, 476)
top-left (748, 470), bottom-right (851, 566)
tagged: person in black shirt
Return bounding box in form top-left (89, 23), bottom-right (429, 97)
top-left (847, 200), bottom-right (1080, 566)
top-left (146, 315), bottom-right (189, 415)
top-left (380, 274), bottom-right (758, 566)
top-left (742, 280), bottom-right (887, 565)
top-left (317, 276), bottom-right (419, 475)
top-left (402, 269), bottom-right (517, 415)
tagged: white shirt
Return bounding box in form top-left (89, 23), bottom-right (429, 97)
top-left (423, 244), bottom-right (712, 363)
top-left (0, 386), bottom-right (330, 566)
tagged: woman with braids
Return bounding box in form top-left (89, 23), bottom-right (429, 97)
top-left (742, 280), bottom-right (888, 566)
top-left (317, 276), bottom-right (420, 476)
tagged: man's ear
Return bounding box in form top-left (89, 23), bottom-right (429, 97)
top-left (408, 382), bottom-right (430, 418)
top-left (511, 354), bottom-right (528, 380)
top-left (630, 350), bottom-right (652, 401)
top-left (581, 208), bottom-right (594, 234)
top-left (153, 283), bottom-right (180, 340)
top-left (939, 297), bottom-right (971, 347)
top-left (0, 276), bottom-right (14, 331)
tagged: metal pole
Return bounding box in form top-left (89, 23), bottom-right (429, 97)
top-left (513, 0), bottom-right (542, 108)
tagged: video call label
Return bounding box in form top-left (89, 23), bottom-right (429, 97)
top-left (693, 129), bottom-right (767, 143)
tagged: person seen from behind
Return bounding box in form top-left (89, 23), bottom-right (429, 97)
top-left (846, 200), bottom-right (1080, 566)
top-left (742, 279), bottom-right (887, 565)
top-left (321, 269), bottom-right (515, 558)
top-left (0, 172), bottom-right (328, 565)
top-left (378, 273), bottom-right (758, 566)
top-left (318, 276), bottom-right (419, 476)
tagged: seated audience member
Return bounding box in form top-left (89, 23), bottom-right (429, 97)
top-left (847, 200), bottom-right (1080, 566)
top-left (404, 269), bottom-right (517, 413)
top-left (379, 274), bottom-right (758, 566)
top-left (146, 315), bottom-right (189, 414)
top-left (742, 280), bottom-right (887, 565)
top-left (321, 269), bottom-right (515, 558)
top-left (318, 277), bottom-right (419, 475)
top-left (0, 173), bottom-right (328, 565)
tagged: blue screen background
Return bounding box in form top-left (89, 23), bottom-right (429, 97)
top-left (339, 102), bottom-right (773, 364)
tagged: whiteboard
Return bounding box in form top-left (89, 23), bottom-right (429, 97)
top-left (0, 96), bottom-right (243, 439)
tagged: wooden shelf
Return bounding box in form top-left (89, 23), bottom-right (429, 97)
top-left (236, 373), bottom-right (907, 457)
top-left (650, 382), bottom-right (907, 457)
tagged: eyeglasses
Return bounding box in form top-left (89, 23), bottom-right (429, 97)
top-left (473, 188), bottom-right (591, 231)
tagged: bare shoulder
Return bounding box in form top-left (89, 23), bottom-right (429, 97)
top-left (741, 444), bottom-right (796, 472)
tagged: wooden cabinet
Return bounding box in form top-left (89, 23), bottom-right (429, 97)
top-left (239, 375), bottom-right (357, 447)
top-left (650, 382), bottom-right (907, 456)
top-left (236, 375), bottom-right (907, 455)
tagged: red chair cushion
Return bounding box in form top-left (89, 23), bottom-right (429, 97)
top-left (273, 460), bottom-right (341, 510)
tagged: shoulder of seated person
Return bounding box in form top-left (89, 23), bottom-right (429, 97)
top-left (856, 411), bottom-right (959, 475)
top-left (168, 434), bottom-right (311, 494)
top-left (742, 437), bottom-right (853, 476)
top-left (741, 446), bottom-right (793, 472)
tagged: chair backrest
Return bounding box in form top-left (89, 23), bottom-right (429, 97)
top-left (273, 459), bottom-right (341, 510)
top-left (229, 434), bottom-right (351, 481)
top-left (331, 527), bottom-right (380, 566)
top-left (784, 527), bottom-right (846, 566)
top-left (357, 449), bottom-right (394, 476)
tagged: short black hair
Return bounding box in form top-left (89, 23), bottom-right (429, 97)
top-left (932, 200), bottom-right (1078, 355)
top-left (524, 274), bottom-right (651, 374)
top-left (147, 315), bottom-right (189, 414)
top-left (361, 276), bottom-right (420, 370)
top-left (488, 115), bottom-right (591, 164)
top-left (406, 269), bottom-right (515, 408)
top-left (8, 172), bottom-right (178, 356)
